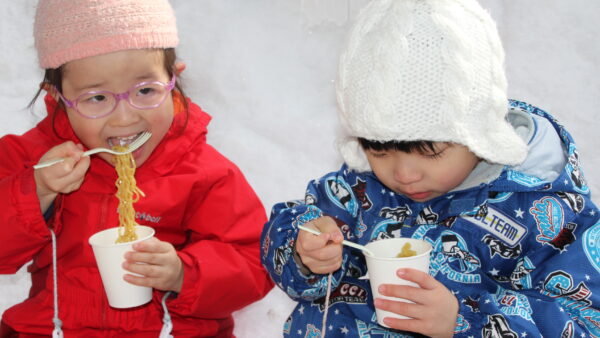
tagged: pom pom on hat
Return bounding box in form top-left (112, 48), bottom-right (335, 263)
top-left (34, 0), bottom-right (179, 69)
top-left (336, 0), bottom-right (527, 172)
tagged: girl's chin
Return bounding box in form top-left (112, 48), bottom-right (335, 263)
top-left (132, 147), bottom-right (152, 167)
top-left (131, 147), bottom-right (144, 160)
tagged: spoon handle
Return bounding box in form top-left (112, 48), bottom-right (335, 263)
top-left (297, 225), bottom-right (374, 256)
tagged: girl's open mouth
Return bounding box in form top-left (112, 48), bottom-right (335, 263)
top-left (107, 131), bottom-right (146, 148)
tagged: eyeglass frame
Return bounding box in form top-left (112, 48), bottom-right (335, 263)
top-left (54, 74), bottom-right (177, 119)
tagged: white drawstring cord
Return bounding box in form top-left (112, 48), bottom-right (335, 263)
top-left (158, 291), bottom-right (173, 338)
top-left (49, 228), bottom-right (63, 338)
top-left (321, 273), bottom-right (333, 338)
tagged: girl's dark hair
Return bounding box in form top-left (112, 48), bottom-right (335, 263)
top-left (28, 48), bottom-right (189, 137)
top-left (358, 138), bottom-right (438, 154)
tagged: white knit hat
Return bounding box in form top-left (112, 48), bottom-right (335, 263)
top-left (336, 0), bottom-right (527, 172)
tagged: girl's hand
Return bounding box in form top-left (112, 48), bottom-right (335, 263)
top-left (374, 268), bottom-right (458, 338)
top-left (123, 237), bottom-right (184, 293)
top-left (34, 141), bottom-right (90, 213)
top-left (295, 216), bottom-right (344, 274)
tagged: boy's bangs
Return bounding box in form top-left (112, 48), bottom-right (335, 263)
top-left (358, 138), bottom-right (437, 154)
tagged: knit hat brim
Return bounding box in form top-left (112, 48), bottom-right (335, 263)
top-left (338, 105), bottom-right (528, 173)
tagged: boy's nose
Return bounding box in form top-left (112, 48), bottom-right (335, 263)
top-left (393, 159), bottom-right (422, 185)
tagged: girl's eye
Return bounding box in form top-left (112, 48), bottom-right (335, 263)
top-left (83, 94), bottom-right (107, 104)
top-left (137, 87), bottom-right (156, 96)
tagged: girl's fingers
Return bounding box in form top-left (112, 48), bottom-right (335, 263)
top-left (124, 273), bottom-right (174, 291)
top-left (123, 273), bottom-right (153, 287)
top-left (71, 154), bottom-right (90, 173)
top-left (126, 242), bottom-right (164, 266)
top-left (125, 251), bottom-right (156, 265)
top-left (132, 237), bottom-right (166, 253)
top-left (123, 260), bottom-right (161, 277)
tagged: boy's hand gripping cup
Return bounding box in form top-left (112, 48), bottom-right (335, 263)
top-left (364, 238), bottom-right (433, 327)
top-left (88, 226), bottom-right (155, 308)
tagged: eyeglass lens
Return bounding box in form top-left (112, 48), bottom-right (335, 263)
top-left (76, 82), bottom-right (170, 118)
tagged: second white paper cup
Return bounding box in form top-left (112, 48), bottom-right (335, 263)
top-left (88, 225), bottom-right (155, 308)
top-left (364, 238), bottom-right (432, 327)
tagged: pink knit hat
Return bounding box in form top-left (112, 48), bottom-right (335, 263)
top-left (34, 0), bottom-right (179, 69)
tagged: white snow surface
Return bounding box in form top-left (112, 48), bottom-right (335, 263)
top-left (0, 1), bottom-right (598, 337)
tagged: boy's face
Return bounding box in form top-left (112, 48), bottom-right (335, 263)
top-left (60, 49), bottom-right (174, 167)
top-left (364, 142), bottom-right (480, 202)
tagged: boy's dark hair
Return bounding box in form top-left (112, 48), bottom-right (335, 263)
top-left (358, 138), bottom-right (437, 154)
top-left (28, 48), bottom-right (189, 138)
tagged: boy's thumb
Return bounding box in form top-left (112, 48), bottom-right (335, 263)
top-left (329, 230), bottom-right (344, 243)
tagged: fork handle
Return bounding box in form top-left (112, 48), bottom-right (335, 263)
top-left (33, 157), bottom-right (67, 169)
top-left (33, 149), bottom-right (99, 170)
top-left (82, 148), bottom-right (104, 156)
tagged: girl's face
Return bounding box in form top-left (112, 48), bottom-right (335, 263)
top-left (60, 49), bottom-right (174, 167)
top-left (364, 142), bottom-right (480, 202)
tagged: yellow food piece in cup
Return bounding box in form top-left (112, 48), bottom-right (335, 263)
top-left (396, 242), bottom-right (417, 258)
top-left (113, 146), bottom-right (145, 244)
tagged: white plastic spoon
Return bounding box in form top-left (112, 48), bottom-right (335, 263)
top-left (297, 224), bottom-right (375, 256)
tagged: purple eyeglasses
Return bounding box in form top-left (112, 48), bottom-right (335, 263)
top-left (55, 74), bottom-right (176, 119)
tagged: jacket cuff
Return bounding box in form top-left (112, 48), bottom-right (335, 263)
top-left (160, 250), bottom-right (201, 313)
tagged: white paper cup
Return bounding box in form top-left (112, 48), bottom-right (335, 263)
top-left (88, 225), bottom-right (155, 308)
top-left (364, 238), bottom-right (432, 327)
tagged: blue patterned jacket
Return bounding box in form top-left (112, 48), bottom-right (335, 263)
top-left (261, 101), bottom-right (600, 337)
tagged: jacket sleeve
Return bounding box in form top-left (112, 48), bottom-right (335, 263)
top-left (454, 193), bottom-right (600, 337)
top-left (163, 149), bottom-right (273, 318)
top-left (260, 168), bottom-right (358, 302)
top-left (0, 133), bottom-right (53, 273)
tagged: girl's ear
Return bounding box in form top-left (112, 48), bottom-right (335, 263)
top-left (174, 62), bottom-right (186, 75)
top-left (40, 82), bottom-right (60, 101)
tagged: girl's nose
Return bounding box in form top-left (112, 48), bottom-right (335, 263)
top-left (110, 98), bottom-right (140, 125)
top-left (393, 158), bottom-right (422, 184)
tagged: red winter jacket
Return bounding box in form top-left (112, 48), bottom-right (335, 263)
top-left (0, 95), bottom-right (273, 337)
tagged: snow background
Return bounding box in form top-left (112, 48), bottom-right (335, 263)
top-left (0, 0), bottom-right (598, 336)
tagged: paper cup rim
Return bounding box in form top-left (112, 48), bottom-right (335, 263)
top-left (364, 238), bottom-right (432, 261)
top-left (88, 225), bottom-right (155, 248)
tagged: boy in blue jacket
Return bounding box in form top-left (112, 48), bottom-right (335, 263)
top-left (261, 0), bottom-right (600, 337)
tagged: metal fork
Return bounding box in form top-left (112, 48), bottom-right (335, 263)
top-left (33, 131), bottom-right (152, 169)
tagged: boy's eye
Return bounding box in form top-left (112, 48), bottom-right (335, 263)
top-left (369, 151), bottom-right (388, 158)
top-left (422, 145), bottom-right (449, 159)
top-left (424, 152), bottom-right (443, 159)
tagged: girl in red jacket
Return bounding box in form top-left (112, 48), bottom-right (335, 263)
top-left (0, 0), bottom-right (273, 336)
